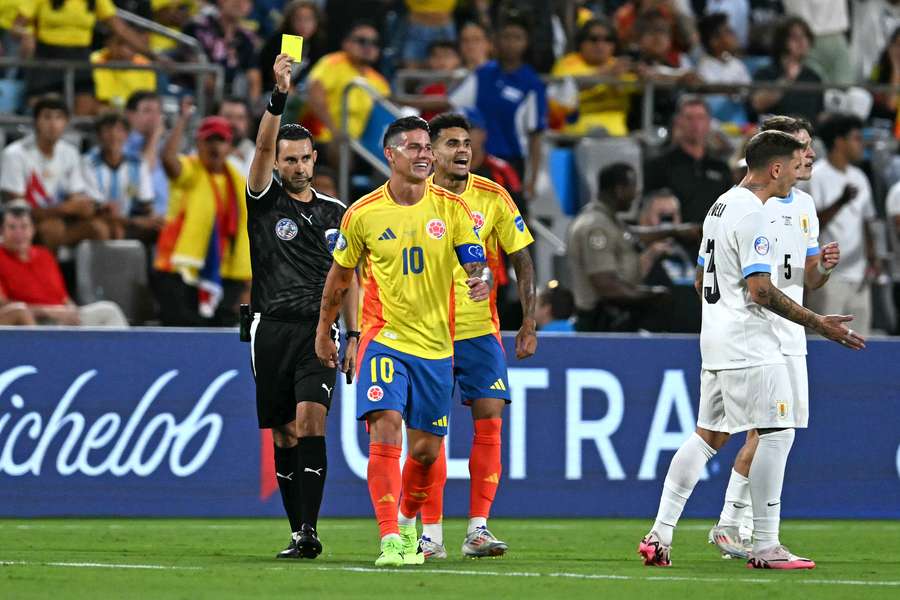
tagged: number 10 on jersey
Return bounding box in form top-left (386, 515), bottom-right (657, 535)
top-left (402, 246), bottom-right (424, 275)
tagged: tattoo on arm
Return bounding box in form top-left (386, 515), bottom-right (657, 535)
top-left (318, 267), bottom-right (353, 329)
top-left (462, 261), bottom-right (488, 278)
top-left (755, 279), bottom-right (820, 330)
top-left (509, 249), bottom-right (535, 320)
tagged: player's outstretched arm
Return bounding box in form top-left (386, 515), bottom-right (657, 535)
top-left (508, 248), bottom-right (537, 359)
top-left (161, 96), bottom-right (193, 181)
top-left (249, 53), bottom-right (293, 195)
top-left (746, 273), bottom-right (865, 350)
top-left (340, 272), bottom-right (360, 381)
top-left (316, 262), bottom-right (356, 368)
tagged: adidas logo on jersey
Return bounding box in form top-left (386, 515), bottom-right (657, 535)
top-left (489, 379), bottom-right (506, 391)
top-left (432, 416), bottom-right (448, 427)
top-left (378, 228), bottom-right (397, 241)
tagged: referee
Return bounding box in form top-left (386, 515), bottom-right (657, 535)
top-left (246, 53), bottom-right (359, 559)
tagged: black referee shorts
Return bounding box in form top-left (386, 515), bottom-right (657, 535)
top-left (250, 315), bottom-right (339, 429)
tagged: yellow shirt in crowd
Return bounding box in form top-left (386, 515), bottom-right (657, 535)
top-left (19, 0), bottom-right (116, 47)
top-left (550, 52), bottom-right (637, 137)
top-left (91, 49), bottom-right (157, 107)
top-left (306, 51), bottom-right (391, 143)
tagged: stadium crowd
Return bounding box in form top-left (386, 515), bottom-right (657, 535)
top-left (0, 0), bottom-right (899, 335)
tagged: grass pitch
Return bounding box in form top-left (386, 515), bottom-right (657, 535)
top-left (2, 518), bottom-right (898, 599)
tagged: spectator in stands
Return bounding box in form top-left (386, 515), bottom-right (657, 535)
top-left (614, 0), bottom-right (696, 56)
top-left (258, 0), bottom-right (327, 91)
top-left (535, 281), bottom-right (575, 333)
top-left (149, 0), bottom-right (197, 56)
top-left (418, 40), bottom-right (462, 121)
top-left (695, 0), bottom-right (750, 49)
top-left (805, 113), bottom-right (879, 336)
top-left (90, 32), bottom-right (157, 110)
top-left (305, 21), bottom-right (391, 166)
top-left (153, 99), bottom-right (250, 326)
top-left (82, 112), bottom-right (161, 242)
top-left (124, 91), bottom-right (167, 217)
top-left (695, 12), bottom-right (751, 124)
top-left (886, 175), bottom-right (900, 333)
top-left (182, 0), bottom-right (261, 103)
top-left (0, 201), bottom-right (129, 326)
top-left (458, 21), bottom-right (492, 71)
top-left (643, 96), bottom-right (731, 228)
top-left (750, 16), bottom-right (824, 125)
top-left (851, 0), bottom-right (900, 84)
top-left (549, 17), bottom-right (637, 137)
top-left (217, 96), bottom-right (255, 177)
top-left (869, 26), bottom-right (900, 126)
top-left (401, 0), bottom-right (457, 68)
top-left (15, 0), bottom-right (154, 115)
top-left (0, 95), bottom-right (108, 251)
top-left (567, 163), bottom-right (668, 332)
top-left (450, 13), bottom-right (547, 205)
top-left (636, 189), bottom-right (701, 332)
top-left (312, 165), bottom-right (339, 198)
top-left (627, 9), bottom-right (700, 130)
top-left (783, 0), bottom-right (853, 85)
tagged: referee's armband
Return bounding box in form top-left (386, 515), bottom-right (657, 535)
top-left (455, 243), bottom-right (486, 264)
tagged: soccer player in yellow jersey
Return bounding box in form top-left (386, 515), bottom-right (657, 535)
top-left (314, 116), bottom-right (489, 567)
top-left (414, 113), bottom-right (537, 559)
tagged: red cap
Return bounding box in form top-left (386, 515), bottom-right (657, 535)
top-left (197, 116), bottom-right (233, 142)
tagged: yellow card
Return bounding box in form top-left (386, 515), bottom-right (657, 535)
top-left (281, 34), bottom-right (304, 61)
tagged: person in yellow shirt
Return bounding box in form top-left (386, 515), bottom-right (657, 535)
top-left (154, 99), bottom-right (250, 326)
top-left (314, 116), bottom-right (489, 567)
top-left (91, 33), bottom-right (157, 109)
top-left (402, 0), bottom-right (456, 67)
top-left (305, 21), bottom-right (390, 164)
top-left (414, 112), bottom-right (536, 560)
top-left (550, 18), bottom-right (638, 137)
top-left (17, 0), bottom-right (155, 115)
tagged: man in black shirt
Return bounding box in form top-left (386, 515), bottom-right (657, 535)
top-left (247, 53), bottom-right (359, 560)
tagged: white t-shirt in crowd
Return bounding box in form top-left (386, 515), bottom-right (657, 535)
top-left (805, 159), bottom-right (875, 283)
top-left (698, 186), bottom-right (783, 371)
top-left (0, 134), bottom-right (86, 207)
top-left (764, 188), bottom-right (820, 356)
top-left (884, 180), bottom-right (900, 279)
top-left (697, 53), bottom-right (752, 85)
top-left (783, 0), bottom-right (849, 35)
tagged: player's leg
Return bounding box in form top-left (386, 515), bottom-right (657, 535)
top-left (419, 440), bottom-right (447, 559)
top-left (397, 352), bottom-right (454, 565)
top-left (357, 342), bottom-right (411, 567)
top-left (746, 363), bottom-right (814, 569)
top-left (709, 430), bottom-right (757, 559)
top-left (640, 369), bottom-right (729, 566)
top-left (454, 335), bottom-right (511, 557)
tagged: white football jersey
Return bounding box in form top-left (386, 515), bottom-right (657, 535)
top-left (764, 188), bottom-right (820, 356)
top-left (698, 186), bottom-right (784, 370)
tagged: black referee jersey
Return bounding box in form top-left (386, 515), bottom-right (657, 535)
top-left (246, 177), bottom-right (346, 320)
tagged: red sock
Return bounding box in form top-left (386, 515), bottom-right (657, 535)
top-left (469, 418), bottom-right (502, 519)
top-left (368, 442), bottom-right (402, 537)
top-left (421, 442), bottom-right (447, 525)
top-left (399, 455), bottom-right (436, 520)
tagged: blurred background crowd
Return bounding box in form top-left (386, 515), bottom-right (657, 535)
top-left (0, 0), bottom-right (899, 337)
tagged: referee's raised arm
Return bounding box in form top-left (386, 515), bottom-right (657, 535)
top-left (249, 53), bottom-right (293, 196)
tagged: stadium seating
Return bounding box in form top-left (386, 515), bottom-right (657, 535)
top-left (74, 240), bottom-right (151, 325)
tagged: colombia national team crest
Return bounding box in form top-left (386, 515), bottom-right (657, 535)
top-left (472, 211), bottom-right (485, 232)
top-left (367, 385), bottom-right (384, 402)
top-left (426, 218), bottom-right (446, 239)
top-left (275, 218), bottom-right (298, 241)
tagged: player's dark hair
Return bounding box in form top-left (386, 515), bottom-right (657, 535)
top-left (32, 94), bottom-right (69, 121)
top-left (575, 18), bottom-right (616, 52)
top-left (770, 16), bottom-right (814, 61)
top-left (697, 12), bottom-right (729, 54)
top-left (125, 90), bottom-right (160, 112)
top-left (598, 162), bottom-right (635, 195)
top-left (276, 123), bottom-right (314, 158)
top-left (428, 113), bottom-right (470, 142)
top-left (818, 113), bottom-right (864, 152)
top-left (761, 115), bottom-right (814, 137)
top-left (539, 285), bottom-right (575, 321)
top-left (427, 40), bottom-right (458, 57)
top-left (94, 111), bottom-right (129, 134)
top-left (382, 116), bottom-right (430, 149)
top-left (744, 130), bottom-right (805, 169)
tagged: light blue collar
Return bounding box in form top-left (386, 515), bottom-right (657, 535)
top-left (776, 188), bottom-right (794, 204)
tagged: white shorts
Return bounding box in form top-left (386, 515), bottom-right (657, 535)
top-left (785, 355), bottom-right (809, 429)
top-left (697, 363), bottom-right (794, 434)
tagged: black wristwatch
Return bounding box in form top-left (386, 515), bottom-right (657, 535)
top-left (346, 330), bottom-right (360, 340)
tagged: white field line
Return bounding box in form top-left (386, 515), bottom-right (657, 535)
top-left (3, 560), bottom-right (897, 587)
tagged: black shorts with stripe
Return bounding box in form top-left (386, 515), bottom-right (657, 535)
top-left (250, 315), bottom-right (339, 429)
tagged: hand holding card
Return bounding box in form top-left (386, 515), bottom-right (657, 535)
top-left (281, 34), bottom-right (304, 61)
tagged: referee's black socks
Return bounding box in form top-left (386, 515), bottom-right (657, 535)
top-left (273, 444), bottom-right (303, 533)
top-left (297, 436), bottom-right (327, 530)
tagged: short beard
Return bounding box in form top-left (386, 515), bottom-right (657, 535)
top-left (282, 177), bottom-right (310, 194)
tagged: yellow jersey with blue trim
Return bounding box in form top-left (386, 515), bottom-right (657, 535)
top-left (333, 182), bottom-right (484, 359)
top-left (430, 174), bottom-right (534, 341)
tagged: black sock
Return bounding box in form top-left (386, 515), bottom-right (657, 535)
top-left (273, 444), bottom-right (302, 533)
top-left (297, 436), bottom-right (327, 530)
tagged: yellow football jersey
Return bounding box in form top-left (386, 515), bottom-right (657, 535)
top-left (431, 174), bottom-right (534, 341)
top-left (333, 181), bottom-right (484, 359)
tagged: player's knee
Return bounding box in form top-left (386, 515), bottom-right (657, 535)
top-left (471, 397), bottom-right (505, 420)
top-left (695, 427), bottom-right (729, 450)
top-left (271, 424), bottom-right (297, 447)
top-left (295, 402), bottom-right (326, 437)
top-left (409, 446), bottom-right (439, 466)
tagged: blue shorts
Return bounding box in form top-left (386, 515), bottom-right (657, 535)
top-left (356, 340), bottom-right (453, 435)
top-left (453, 334), bottom-right (511, 404)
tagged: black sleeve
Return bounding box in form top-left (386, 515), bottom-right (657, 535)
top-left (643, 156), bottom-right (667, 194)
top-left (247, 176), bottom-right (280, 211)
